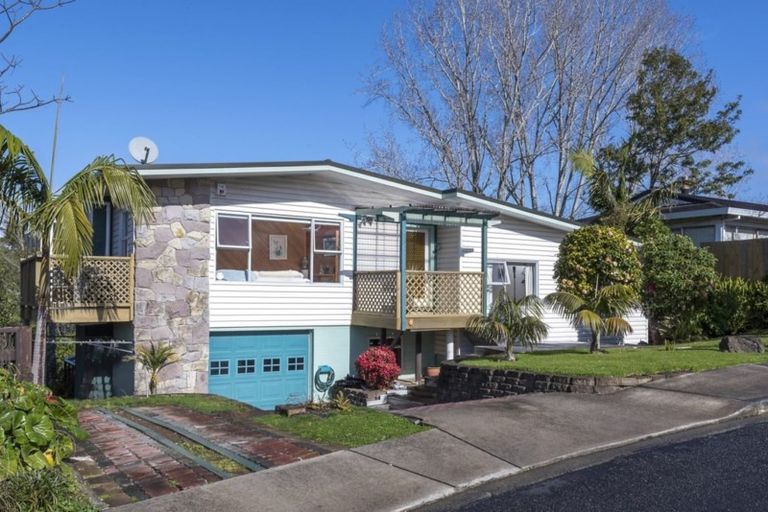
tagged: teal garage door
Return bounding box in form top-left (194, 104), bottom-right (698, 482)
top-left (209, 331), bottom-right (310, 410)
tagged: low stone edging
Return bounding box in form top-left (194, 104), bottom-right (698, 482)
top-left (436, 360), bottom-right (659, 402)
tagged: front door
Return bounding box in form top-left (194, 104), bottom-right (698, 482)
top-left (406, 229), bottom-right (429, 270)
top-left (406, 228), bottom-right (431, 309)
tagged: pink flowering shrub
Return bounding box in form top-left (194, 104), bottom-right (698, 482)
top-left (355, 347), bottom-right (401, 389)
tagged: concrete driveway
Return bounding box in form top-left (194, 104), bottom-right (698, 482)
top-left (116, 364), bottom-right (768, 512)
top-left (400, 364), bottom-right (768, 468)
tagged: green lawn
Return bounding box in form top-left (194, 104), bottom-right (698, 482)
top-left (460, 339), bottom-right (768, 377)
top-left (72, 393), bottom-right (254, 414)
top-left (73, 394), bottom-right (426, 449)
top-left (254, 407), bottom-right (428, 448)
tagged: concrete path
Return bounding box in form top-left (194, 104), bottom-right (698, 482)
top-left (116, 364), bottom-right (768, 512)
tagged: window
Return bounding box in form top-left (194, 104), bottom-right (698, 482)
top-left (487, 262), bottom-right (536, 304)
top-left (288, 356), bottom-right (305, 371)
top-left (215, 213), bottom-right (342, 283)
top-left (682, 226), bottom-right (716, 247)
top-left (237, 359), bottom-right (255, 374)
top-left (251, 218), bottom-right (311, 278)
top-left (112, 209), bottom-right (133, 256)
top-left (263, 357), bottom-right (281, 373)
top-left (217, 215), bottom-right (250, 273)
top-left (488, 262), bottom-right (508, 285)
top-left (313, 223), bottom-right (342, 283)
top-left (210, 360), bottom-right (229, 376)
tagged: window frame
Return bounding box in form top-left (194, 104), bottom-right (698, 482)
top-left (210, 360), bottom-right (230, 376)
top-left (262, 357), bottom-right (281, 373)
top-left (236, 359), bottom-right (256, 374)
top-left (487, 262), bottom-right (510, 286)
top-left (217, 213), bottom-right (252, 250)
top-left (287, 356), bottom-right (305, 372)
top-left (486, 260), bottom-right (539, 306)
top-left (215, 212), bottom-right (344, 284)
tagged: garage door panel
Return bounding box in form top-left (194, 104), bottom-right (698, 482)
top-left (209, 331), bottom-right (310, 410)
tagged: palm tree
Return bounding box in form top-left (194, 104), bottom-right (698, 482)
top-left (135, 342), bottom-right (177, 395)
top-left (466, 293), bottom-right (549, 361)
top-left (545, 284), bottom-right (639, 353)
top-left (573, 149), bottom-right (667, 236)
top-left (0, 125), bottom-right (155, 384)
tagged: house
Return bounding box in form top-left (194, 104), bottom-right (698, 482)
top-left (21, 160), bottom-right (647, 409)
top-left (645, 192), bottom-right (768, 247)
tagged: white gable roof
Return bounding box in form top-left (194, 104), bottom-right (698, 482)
top-left (137, 160), bottom-right (580, 232)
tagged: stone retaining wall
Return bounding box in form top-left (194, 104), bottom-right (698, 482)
top-left (133, 178), bottom-right (211, 394)
top-left (437, 360), bottom-right (654, 402)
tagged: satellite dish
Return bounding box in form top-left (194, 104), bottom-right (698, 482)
top-left (129, 136), bottom-right (159, 164)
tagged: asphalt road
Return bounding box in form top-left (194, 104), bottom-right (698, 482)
top-left (422, 417), bottom-right (768, 512)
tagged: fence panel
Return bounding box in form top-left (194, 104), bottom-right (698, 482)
top-left (0, 326), bottom-right (33, 380)
top-left (703, 239), bottom-right (768, 280)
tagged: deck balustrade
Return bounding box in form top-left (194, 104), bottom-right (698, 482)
top-left (352, 270), bottom-right (483, 330)
top-left (21, 256), bottom-right (134, 324)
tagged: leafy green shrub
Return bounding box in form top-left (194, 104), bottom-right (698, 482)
top-left (0, 369), bottom-right (86, 478)
top-left (554, 225), bottom-right (642, 299)
top-left (0, 466), bottom-right (96, 512)
top-left (747, 280), bottom-right (768, 331)
top-left (705, 277), bottom-right (751, 337)
top-left (636, 218), bottom-right (718, 342)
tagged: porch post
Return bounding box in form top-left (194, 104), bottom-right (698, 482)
top-left (415, 331), bottom-right (423, 382)
top-left (352, 215), bottom-right (358, 309)
top-left (399, 215), bottom-right (408, 332)
top-left (445, 329), bottom-right (455, 361)
top-left (481, 219), bottom-right (488, 315)
top-left (352, 215), bottom-right (358, 274)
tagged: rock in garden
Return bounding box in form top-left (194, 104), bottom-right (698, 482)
top-left (719, 336), bottom-right (765, 353)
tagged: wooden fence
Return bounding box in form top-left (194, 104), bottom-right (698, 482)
top-left (703, 239), bottom-right (768, 281)
top-left (0, 326), bottom-right (33, 380)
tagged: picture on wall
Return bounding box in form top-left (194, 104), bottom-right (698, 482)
top-left (269, 234), bottom-right (288, 260)
top-left (322, 235), bottom-right (337, 251)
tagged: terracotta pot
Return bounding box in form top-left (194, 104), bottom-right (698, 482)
top-left (426, 366), bottom-right (441, 378)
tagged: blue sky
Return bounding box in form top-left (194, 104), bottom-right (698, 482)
top-left (3, 0), bottom-right (767, 198)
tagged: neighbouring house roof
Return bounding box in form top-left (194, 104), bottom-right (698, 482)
top-left (634, 190), bottom-right (768, 214)
top-left (580, 191), bottom-right (768, 224)
top-left (136, 159), bottom-right (581, 232)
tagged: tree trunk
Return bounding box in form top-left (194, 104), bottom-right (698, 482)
top-left (31, 304), bottom-right (46, 385)
top-left (590, 331), bottom-right (601, 353)
top-left (505, 339), bottom-right (516, 361)
top-left (149, 371), bottom-right (157, 395)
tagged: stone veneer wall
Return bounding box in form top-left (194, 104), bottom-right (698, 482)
top-left (436, 361), bottom-right (654, 402)
top-left (133, 178), bottom-right (211, 394)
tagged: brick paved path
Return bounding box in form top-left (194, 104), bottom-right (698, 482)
top-left (131, 406), bottom-right (329, 467)
top-left (72, 409), bottom-right (221, 508)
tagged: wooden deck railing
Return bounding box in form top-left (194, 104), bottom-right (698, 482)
top-left (21, 256), bottom-right (134, 324)
top-left (353, 270), bottom-right (483, 330)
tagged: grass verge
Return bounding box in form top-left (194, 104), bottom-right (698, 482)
top-left (460, 339), bottom-right (768, 377)
top-left (72, 393), bottom-right (254, 414)
top-left (255, 407), bottom-right (428, 448)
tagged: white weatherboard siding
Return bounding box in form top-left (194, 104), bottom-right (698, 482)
top-left (205, 173), bottom-right (647, 342)
top-left (460, 218), bottom-right (647, 345)
top-left (209, 176), bottom-right (355, 329)
top-left (436, 226), bottom-right (461, 271)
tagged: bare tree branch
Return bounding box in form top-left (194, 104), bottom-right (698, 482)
top-left (366, 0), bottom-right (686, 218)
top-left (0, 0), bottom-right (72, 115)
